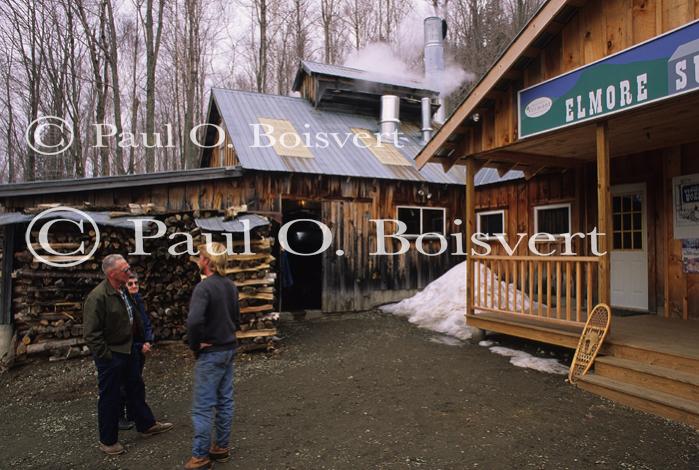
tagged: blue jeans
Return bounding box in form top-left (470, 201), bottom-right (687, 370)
top-left (191, 349), bottom-right (235, 457)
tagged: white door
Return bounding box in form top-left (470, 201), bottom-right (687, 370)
top-left (610, 183), bottom-right (649, 311)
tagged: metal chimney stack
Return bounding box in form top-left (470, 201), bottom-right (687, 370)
top-left (420, 97), bottom-right (433, 142)
top-left (424, 16), bottom-right (446, 125)
top-left (379, 95), bottom-right (400, 143)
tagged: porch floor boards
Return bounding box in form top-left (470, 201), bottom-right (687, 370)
top-left (468, 310), bottom-right (699, 360)
top-left (607, 315), bottom-right (699, 362)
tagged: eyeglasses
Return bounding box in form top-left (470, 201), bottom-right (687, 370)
top-left (127, 281), bottom-right (138, 287)
top-left (121, 266), bottom-right (132, 273)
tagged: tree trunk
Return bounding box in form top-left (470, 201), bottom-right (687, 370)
top-left (143, 0), bottom-right (165, 173)
top-left (105, 0), bottom-right (125, 175)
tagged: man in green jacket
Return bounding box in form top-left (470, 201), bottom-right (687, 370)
top-left (84, 254), bottom-right (173, 455)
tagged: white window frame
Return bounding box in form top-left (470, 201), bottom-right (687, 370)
top-left (533, 203), bottom-right (572, 236)
top-left (476, 209), bottom-right (506, 240)
top-left (395, 205), bottom-right (446, 238)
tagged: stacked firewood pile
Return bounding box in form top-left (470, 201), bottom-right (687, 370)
top-left (193, 209), bottom-right (279, 353)
top-left (135, 212), bottom-right (200, 341)
top-left (9, 204), bottom-right (279, 362)
top-left (13, 221), bottom-right (128, 360)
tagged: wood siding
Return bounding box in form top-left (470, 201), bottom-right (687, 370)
top-left (2, 172), bottom-right (466, 313)
top-left (207, 121), bottom-right (238, 168)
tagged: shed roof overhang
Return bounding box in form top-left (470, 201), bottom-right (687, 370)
top-left (0, 166), bottom-right (243, 199)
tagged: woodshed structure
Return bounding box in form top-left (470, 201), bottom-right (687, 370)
top-left (417, 0), bottom-right (699, 427)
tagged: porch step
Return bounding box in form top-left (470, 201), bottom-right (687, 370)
top-left (578, 373), bottom-right (699, 428)
top-left (602, 342), bottom-right (699, 375)
top-left (467, 314), bottom-right (581, 349)
top-left (594, 356), bottom-right (699, 402)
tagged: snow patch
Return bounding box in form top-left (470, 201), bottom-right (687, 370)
top-left (381, 261), bottom-right (541, 341)
top-left (489, 346), bottom-right (568, 375)
top-left (429, 335), bottom-right (464, 347)
top-left (381, 262), bottom-right (473, 340)
top-left (382, 261), bottom-right (566, 375)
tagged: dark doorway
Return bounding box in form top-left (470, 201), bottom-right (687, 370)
top-left (279, 199), bottom-right (323, 311)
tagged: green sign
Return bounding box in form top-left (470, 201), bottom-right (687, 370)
top-left (518, 20), bottom-right (699, 139)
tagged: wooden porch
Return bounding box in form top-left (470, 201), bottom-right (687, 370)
top-left (468, 310), bottom-right (699, 428)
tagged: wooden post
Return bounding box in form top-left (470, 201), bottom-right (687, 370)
top-left (1, 225), bottom-right (16, 325)
top-left (662, 147), bottom-right (687, 319)
top-left (596, 122), bottom-right (612, 305)
top-left (465, 158), bottom-right (476, 316)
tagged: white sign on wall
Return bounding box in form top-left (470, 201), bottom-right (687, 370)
top-left (673, 173), bottom-right (699, 239)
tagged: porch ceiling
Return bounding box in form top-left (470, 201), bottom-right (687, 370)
top-left (455, 90), bottom-right (699, 175)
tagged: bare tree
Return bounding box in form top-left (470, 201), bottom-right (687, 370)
top-left (138, 0), bottom-right (166, 172)
top-left (182, 0), bottom-right (203, 167)
top-left (74, 0), bottom-right (111, 176)
top-left (292, 0), bottom-right (312, 60)
top-left (320, 0), bottom-right (343, 64)
top-left (0, 0), bottom-right (49, 181)
top-left (506, 0), bottom-right (542, 34)
top-left (62, 1), bottom-right (86, 178)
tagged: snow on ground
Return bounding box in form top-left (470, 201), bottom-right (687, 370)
top-left (488, 346), bottom-right (569, 375)
top-left (382, 261), bottom-right (567, 375)
top-left (381, 262), bottom-right (473, 340)
top-left (429, 335), bottom-right (464, 347)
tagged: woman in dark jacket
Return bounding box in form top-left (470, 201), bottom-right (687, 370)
top-left (119, 275), bottom-right (155, 430)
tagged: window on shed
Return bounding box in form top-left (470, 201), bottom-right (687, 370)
top-left (534, 203), bottom-right (571, 235)
top-left (477, 210), bottom-right (505, 239)
top-left (396, 206), bottom-right (445, 236)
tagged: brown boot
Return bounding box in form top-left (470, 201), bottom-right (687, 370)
top-left (184, 456), bottom-right (212, 469)
top-left (209, 444), bottom-right (230, 462)
top-left (98, 441), bottom-right (125, 455)
top-left (142, 421), bottom-right (174, 436)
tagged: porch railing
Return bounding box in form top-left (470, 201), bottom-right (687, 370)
top-left (470, 256), bottom-right (599, 324)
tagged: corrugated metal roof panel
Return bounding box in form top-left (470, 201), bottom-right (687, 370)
top-left (297, 60), bottom-right (439, 94)
top-left (474, 167), bottom-right (525, 186)
top-left (212, 88), bottom-right (522, 187)
top-left (212, 88), bottom-right (472, 185)
top-left (195, 214), bottom-right (269, 233)
top-left (0, 211), bottom-right (157, 229)
top-left (0, 167), bottom-right (242, 198)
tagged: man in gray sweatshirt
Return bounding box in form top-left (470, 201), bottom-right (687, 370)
top-left (184, 242), bottom-right (241, 470)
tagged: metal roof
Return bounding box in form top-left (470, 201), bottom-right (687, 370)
top-left (0, 210), bottom-right (157, 229)
top-left (212, 88), bottom-right (519, 186)
top-left (195, 214), bottom-right (269, 233)
top-left (474, 167), bottom-right (523, 186)
top-left (0, 167), bottom-right (243, 198)
top-left (292, 60), bottom-right (439, 94)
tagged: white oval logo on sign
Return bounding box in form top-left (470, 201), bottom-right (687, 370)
top-left (525, 97), bottom-right (552, 118)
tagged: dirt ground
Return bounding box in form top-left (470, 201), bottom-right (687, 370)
top-left (0, 311), bottom-right (697, 470)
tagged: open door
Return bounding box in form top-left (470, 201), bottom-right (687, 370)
top-left (279, 199), bottom-right (323, 311)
